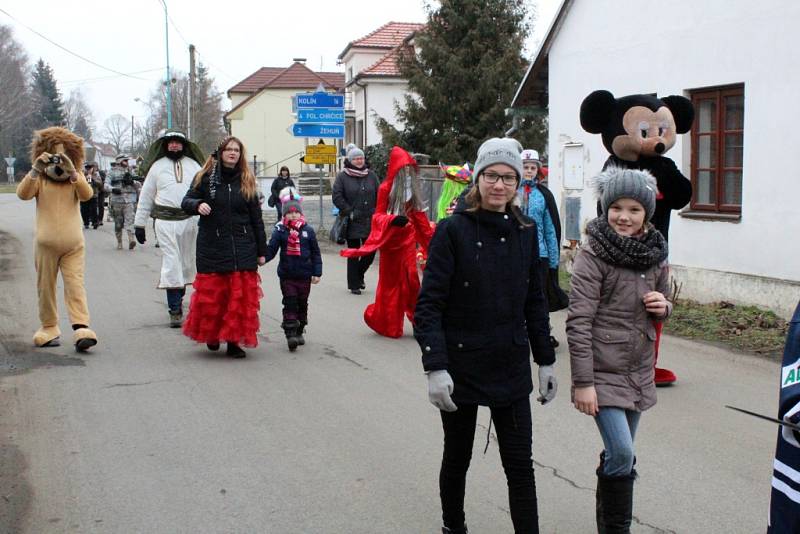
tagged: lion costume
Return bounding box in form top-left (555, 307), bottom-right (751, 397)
top-left (16, 127), bottom-right (98, 351)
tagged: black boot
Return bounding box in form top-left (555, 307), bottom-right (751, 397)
top-left (296, 321), bottom-right (306, 346)
top-left (442, 525), bottom-right (468, 534)
top-left (282, 321), bottom-right (300, 352)
top-left (597, 471), bottom-right (635, 534)
top-left (596, 453), bottom-right (606, 534)
top-left (226, 342), bottom-right (246, 358)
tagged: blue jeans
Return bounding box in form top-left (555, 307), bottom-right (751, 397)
top-left (166, 288), bottom-right (186, 313)
top-left (595, 408), bottom-right (641, 476)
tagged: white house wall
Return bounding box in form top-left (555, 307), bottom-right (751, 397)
top-left (227, 88), bottom-right (307, 176)
top-left (545, 0), bottom-right (800, 316)
top-left (351, 79), bottom-right (410, 150)
top-left (343, 50), bottom-right (386, 83)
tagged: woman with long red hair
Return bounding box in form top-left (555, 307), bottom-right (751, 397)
top-left (181, 136), bottom-right (267, 358)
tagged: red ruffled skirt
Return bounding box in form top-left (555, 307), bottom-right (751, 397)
top-left (183, 271), bottom-right (263, 347)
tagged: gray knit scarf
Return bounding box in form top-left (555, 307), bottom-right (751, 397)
top-left (586, 217), bottom-right (668, 270)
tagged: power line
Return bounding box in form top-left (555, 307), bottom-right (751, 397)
top-left (60, 68), bottom-right (165, 86)
top-left (153, 0), bottom-right (237, 83)
top-left (0, 7), bottom-right (152, 81)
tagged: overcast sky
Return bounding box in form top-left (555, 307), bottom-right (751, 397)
top-left (2, 0), bottom-right (560, 137)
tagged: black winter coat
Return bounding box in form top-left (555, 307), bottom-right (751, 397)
top-left (264, 222), bottom-right (323, 279)
top-left (182, 170), bottom-right (267, 274)
top-left (332, 170), bottom-right (380, 240)
top-left (414, 202), bottom-right (556, 406)
top-left (269, 176), bottom-right (296, 208)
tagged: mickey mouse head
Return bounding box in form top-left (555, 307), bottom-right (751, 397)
top-left (580, 90), bottom-right (694, 162)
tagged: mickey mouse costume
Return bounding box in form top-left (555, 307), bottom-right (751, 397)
top-left (580, 90), bottom-right (695, 385)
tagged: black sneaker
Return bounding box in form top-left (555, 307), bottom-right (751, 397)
top-left (350, 289), bottom-right (361, 295)
top-left (206, 342), bottom-right (220, 351)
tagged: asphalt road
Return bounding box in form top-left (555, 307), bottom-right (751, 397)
top-left (0, 194), bottom-right (781, 533)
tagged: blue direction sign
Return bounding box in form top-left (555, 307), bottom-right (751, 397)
top-left (297, 108), bottom-right (345, 123)
top-left (292, 123), bottom-right (345, 138)
top-left (296, 92), bottom-right (344, 109)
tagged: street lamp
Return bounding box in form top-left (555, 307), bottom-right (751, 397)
top-left (159, 0), bottom-right (173, 128)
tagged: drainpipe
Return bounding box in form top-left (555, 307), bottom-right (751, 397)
top-left (354, 79), bottom-right (368, 147)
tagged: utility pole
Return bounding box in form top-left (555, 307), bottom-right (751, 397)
top-left (131, 115), bottom-right (135, 154)
top-left (160, 0), bottom-right (172, 128)
top-left (188, 44), bottom-right (196, 139)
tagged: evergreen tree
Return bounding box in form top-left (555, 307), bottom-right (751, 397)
top-left (379, 0), bottom-right (546, 163)
top-left (73, 114), bottom-right (92, 141)
top-left (31, 59), bottom-right (65, 127)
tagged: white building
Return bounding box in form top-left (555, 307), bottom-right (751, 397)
top-left (512, 0), bottom-right (800, 318)
top-left (338, 21), bottom-right (424, 149)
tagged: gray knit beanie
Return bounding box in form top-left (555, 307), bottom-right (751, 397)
top-left (594, 166), bottom-right (657, 221)
top-left (346, 143), bottom-right (365, 161)
top-left (473, 137), bottom-right (524, 182)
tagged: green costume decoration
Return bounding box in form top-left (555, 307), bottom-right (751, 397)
top-left (139, 129), bottom-right (205, 177)
top-left (435, 163), bottom-right (472, 221)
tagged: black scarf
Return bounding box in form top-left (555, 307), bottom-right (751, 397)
top-left (586, 217), bottom-right (668, 270)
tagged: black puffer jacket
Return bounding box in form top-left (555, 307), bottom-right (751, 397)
top-left (332, 166), bottom-right (380, 240)
top-left (414, 200), bottom-right (555, 406)
top-left (182, 167), bottom-right (267, 273)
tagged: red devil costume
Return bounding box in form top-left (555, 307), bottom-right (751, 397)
top-left (340, 147), bottom-right (434, 338)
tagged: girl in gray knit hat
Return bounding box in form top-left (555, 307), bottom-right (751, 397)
top-left (415, 137), bottom-right (557, 534)
top-left (566, 166), bottom-right (670, 532)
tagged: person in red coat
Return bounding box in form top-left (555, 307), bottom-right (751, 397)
top-left (340, 146), bottom-right (434, 338)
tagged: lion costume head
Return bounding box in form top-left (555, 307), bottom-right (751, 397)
top-left (30, 127), bottom-right (85, 182)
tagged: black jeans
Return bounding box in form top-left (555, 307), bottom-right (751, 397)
top-left (80, 198), bottom-right (98, 227)
top-left (439, 397), bottom-right (539, 533)
top-left (345, 238), bottom-right (375, 290)
top-left (97, 192), bottom-right (105, 221)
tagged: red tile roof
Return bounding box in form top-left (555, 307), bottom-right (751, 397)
top-left (228, 67), bottom-right (286, 94)
top-left (225, 62), bottom-right (345, 119)
top-left (358, 46), bottom-right (409, 78)
top-left (265, 62), bottom-right (344, 90)
top-left (338, 21), bottom-right (424, 59)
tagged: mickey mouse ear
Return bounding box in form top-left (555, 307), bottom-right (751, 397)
top-left (580, 90), bottom-right (616, 134)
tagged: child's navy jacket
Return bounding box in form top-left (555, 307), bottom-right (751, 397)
top-left (265, 222), bottom-right (323, 279)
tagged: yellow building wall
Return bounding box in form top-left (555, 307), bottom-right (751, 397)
top-left (227, 88), bottom-right (307, 176)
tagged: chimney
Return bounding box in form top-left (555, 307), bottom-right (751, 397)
top-left (293, 58), bottom-right (307, 64)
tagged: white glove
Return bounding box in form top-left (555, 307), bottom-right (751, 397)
top-left (537, 365), bottom-right (558, 405)
top-left (427, 370), bottom-right (457, 412)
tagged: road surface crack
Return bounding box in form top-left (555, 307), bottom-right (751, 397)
top-left (103, 378), bottom-right (175, 389)
top-left (320, 345), bottom-right (369, 370)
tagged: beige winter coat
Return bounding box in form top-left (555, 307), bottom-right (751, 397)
top-left (566, 246), bottom-right (672, 412)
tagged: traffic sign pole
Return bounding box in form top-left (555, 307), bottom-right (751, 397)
top-left (292, 90), bottom-right (345, 232)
